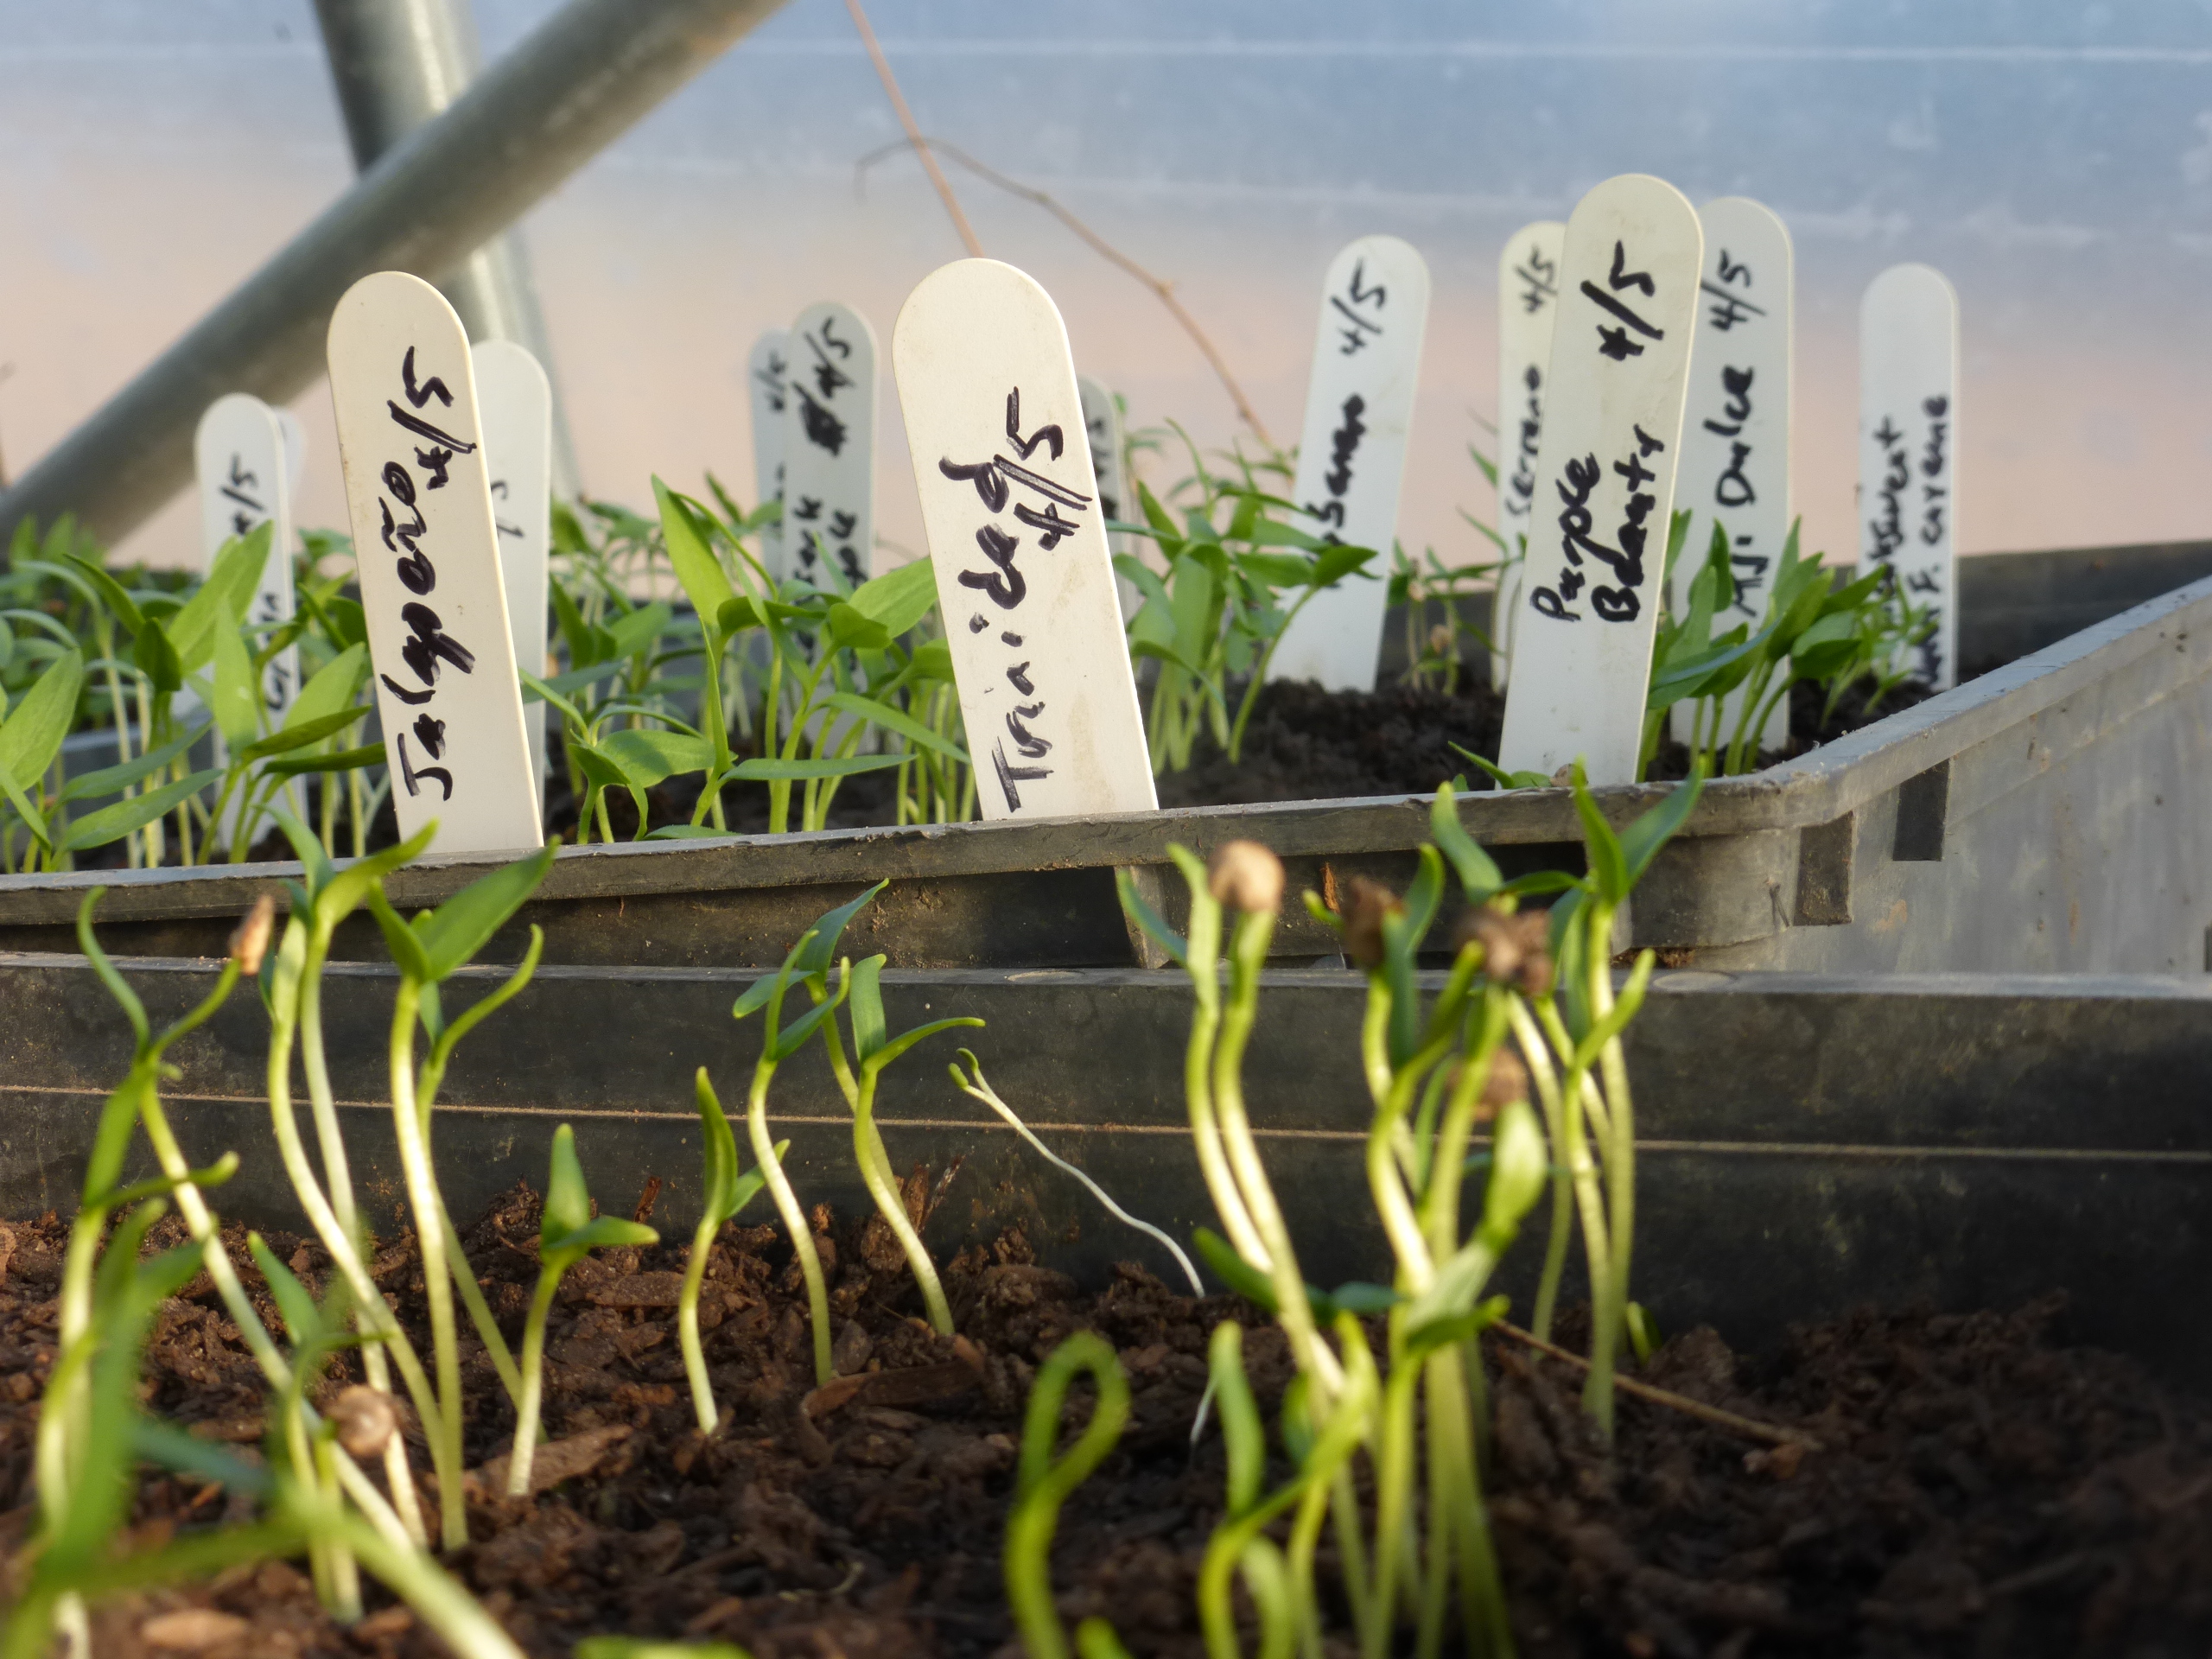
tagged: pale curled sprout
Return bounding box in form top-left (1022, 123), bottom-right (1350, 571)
top-left (1207, 839), bottom-right (1284, 916)
top-left (230, 893), bottom-right (277, 976)
top-left (329, 1384), bottom-right (399, 1459)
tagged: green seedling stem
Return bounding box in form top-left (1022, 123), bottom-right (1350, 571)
top-left (381, 972), bottom-right (468, 1544)
top-left (71, 888), bottom-right (419, 1577)
top-left (270, 817), bottom-right (440, 1539)
top-left (510, 1126), bottom-right (659, 1495)
top-left (746, 1037), bottom-right (834, 1382)
top-left (1116, 853), bottom-right (1268, 1275)
top-left (728, 887), bottom-right (890, 1383)
top-left (1211, 875), bottom-right (1340, 1397)
top-left (682, 1068), bottom-right (783, 1433)
top-left (1003, 1332), bottom-right (1133, 1659)
top-left (1195, 1323), bottom-right (1302, 1659)
top-left (812, 953), bottom-right (983, 1335)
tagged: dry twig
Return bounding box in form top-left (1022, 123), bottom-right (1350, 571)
top-left (1495, 1319), bottom-right (1821, 1451)
top-left (842, 0), bottom-right (983, 258)
top-left (856, 135), bottom-right (1274, 448)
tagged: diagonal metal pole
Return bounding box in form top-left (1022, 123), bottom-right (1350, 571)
top-left (0, 0), bottom-right (791, 553)
top-left (313, 0), bottom-right (584, 499)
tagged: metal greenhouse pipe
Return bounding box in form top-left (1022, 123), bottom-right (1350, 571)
top-left (0, 0), bottom-right (790, 550)
top-left (312, 0), bottom-right (584, 498)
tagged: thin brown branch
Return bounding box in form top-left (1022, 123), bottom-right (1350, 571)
top-left (1494, 1320), bottom-right (1822, 1451)
top-left (856, 136), bottom-right (1274, 450)
top-left (842, 0), bottom-right (983, 259)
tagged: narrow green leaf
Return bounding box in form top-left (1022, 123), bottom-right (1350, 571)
top-left (1570, 763), bottom-right (1630, 906)
top-left (824, 602), bottom-right (892, 652)
top-left (61, 552), bottom-right (146, 635)
top-left (247, 1232), bottom-right (321, 1346)
top-left (132, 620), bottom-right (182, 694)
top-left (789, 883), bottom-right (887, 982)
top-left (1428, 783), bottom-right (1503, 902)
top-left (846, 556), bottom-right (938, 637)
top-left (848, 954), bottom-right (888, 1063)
top-left (239, 705), bottom-right (365, 761)
top-left (732, 973), bottom-right (779, 1020)
top-left (599, 728), bottom-right (712, 787)
top-left (282, 642), bottom-right (369, 731)
top-left (409, 841), bottom-right (558, 982)
top-left (863, 1015), bottom-right (986, 1077)
top-left (551, 1214), bottom-right (660, 1256)
top-left (264, 741), bottom-right (385, 779)
top-left (823, 690), bottom-right (969, 762)
top-left (60, 722), bottom-right (211, 804)
top-left (166, 524), bottom-right (269, 674)
top-left (655, 476), bottom-right (736, 638)
top-left (1310, 543), bottom-right (1381, 588)
top-left (0, 646), bottom-right (83, 789)
top-left (1113, 868), bottom-right (1188, 968)
top-left (60, 768), bottom-right (221, 854)
top-left (208, 612), bottom-right (261, 751)
top-left (541, 1124), bottom-right (592, 1249)
top-left (315, 820), bottom-right (438, 931)
top-left (769, 982), bottom-right (847, 1061)
top-left (0, 753), bottom-right (50, 847)
top-left (695, 1068), bottom-right (740, 1221)
top-left (1192, 1227), bottom-right (1278, 1313)
top-left (270, 808), bottom-right (336, 898)
top-left (364, 887), bottom-right (436, 982)
top-left (1618, 761), bottom-right (1707, 887)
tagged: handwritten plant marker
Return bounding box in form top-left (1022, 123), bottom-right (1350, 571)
top-left (1860, 264), bottom-right (1960, 690)
top-left (327, 270), bottom-right (543, 855)
top-left (474, 339), bottom-right (554, 791)
top-left (1078, 374), bottom-right (1137, 620)
top-left (1267, 233), bottom-right (1432, 692)
top-left (893, 257), bottom-right (1156, 822)
top-left (1497, 174), bottom-right (1705, 785)
top-left (781, 302), bottom-right (877, 589)
top-left (1492, 219), bottom-right (1565, 690)
top-left (747, 328), bottom-right (791, 575)
top-left (1672, 196), bottom-right (1795, 746)
top-left (195, 392), bottom-right (300, 725)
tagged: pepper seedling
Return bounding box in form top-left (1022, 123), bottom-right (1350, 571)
top-left (815, 951), bottom-right (983, 1334)
top-left (682, 1068), bottom-right (783, 1433)
top-left (363, 836), bottom-right (561, 1543)
top-left (509, 1125), bottom-right (660, 1496)
top-left (730, 882), bottom-right (882, 1383)
top-left (1002, 1332), bottom-right (1135, 1659)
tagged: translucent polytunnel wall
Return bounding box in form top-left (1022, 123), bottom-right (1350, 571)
top-left (3, 0), bottom-right (2209, 573)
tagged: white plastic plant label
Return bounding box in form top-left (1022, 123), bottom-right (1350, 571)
top-left (194, 391), bottom-right (299, 725)
top-left (747, 328), bottom-right (790, 575)
top-left (1497, 174), bottom-right (1705, 785)
top-left (474, 339), bottom-right (553, 791)
top-left (1672, 196), bottom-right (1795, 747)
top-left (1077, 373), bottom-right (1137, 620)
top-left (327, 270), bottom-right (543, 855)
top-left (1859, 263), bottom-right (1960, 690)
top-left (1266, 233), bottom-right (1431, 692)
top-left (1492, 219), bottom-right (1565, 690)
top-left (781, 302), bottom-right (876, 589)
top-left (893, 257), bottom-right (1156, 822)
top-left (276, 406), bottom-right (308, 495)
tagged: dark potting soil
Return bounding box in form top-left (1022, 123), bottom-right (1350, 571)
top-left (2, 1191), bottom-right (2206, 1658)
top-left (1154, 671), bottom-right (1946, 810)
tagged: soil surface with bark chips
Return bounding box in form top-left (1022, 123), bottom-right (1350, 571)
top-left (1, 1190), bottom-right (2203, 1659)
